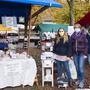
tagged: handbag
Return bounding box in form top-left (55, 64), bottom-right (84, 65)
top-left (68, 59), bottom-right (77, 79)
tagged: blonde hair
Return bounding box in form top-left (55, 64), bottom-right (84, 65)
top-left (55, 32), bottom-right (68, 44)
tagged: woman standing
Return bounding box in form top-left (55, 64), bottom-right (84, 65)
top-left (71, 24), bottom-right (88, 88)
top-left (53, 28), bottom-right (72, 86)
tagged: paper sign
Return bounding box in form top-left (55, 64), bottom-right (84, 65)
top-left (19, 17), bottom-right (25, 23)
top-left (68, 26), bottom-right (74, 36)
top-left (2, 16), bottom-right (17, 28)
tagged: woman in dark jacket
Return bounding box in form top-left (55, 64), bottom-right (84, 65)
top-left (71, 24), bottom-right (88, 88)
top-left (53, 28), bottom-right (72, 85)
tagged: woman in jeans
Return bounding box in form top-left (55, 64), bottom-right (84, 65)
top-left (53, 28), bottom-right (72, 86)
top-left (71, 24), bottom-right (88, 88)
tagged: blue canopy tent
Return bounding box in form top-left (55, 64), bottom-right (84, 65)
top-left (0, 3), bottom-right (29, 24)
top-left (0, 0), bottom-right (63, 8)
top-left (0, 0), bottom-right (63, 21)
top-left (0, 0), bottom-right (63, 55)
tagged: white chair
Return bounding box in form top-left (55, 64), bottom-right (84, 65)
top-left (42, 59), bottom-right (54, 87)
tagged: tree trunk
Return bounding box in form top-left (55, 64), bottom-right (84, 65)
top-left (67, 0), bottom-right (74, 26)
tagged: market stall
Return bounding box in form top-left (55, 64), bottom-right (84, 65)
top-left (0, 0), bottom-right (63, 88)
top-left (0, 0), bottom-right (63, 55)
top-left (34, 23), bottom-right (68, 51)
top-left (0, 51), bottom-right (37, 88)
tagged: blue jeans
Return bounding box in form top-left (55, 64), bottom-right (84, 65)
top-left (74, 53), bottom-right (85, 83)
top-left (56, 60), bottom-right (71, 80)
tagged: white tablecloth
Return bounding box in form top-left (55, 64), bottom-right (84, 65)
top-left (0, 57), bottom-right (37, 89)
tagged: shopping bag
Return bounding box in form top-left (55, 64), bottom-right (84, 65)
top-left (68, 60), bottom-right (77, 79)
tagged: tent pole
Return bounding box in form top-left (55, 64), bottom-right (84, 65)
top-left (31, 6), bottom-right (49, 18)
top-left (24, 16), bottom-right (28, 51)
top-left (27, 5), bottom-right (48, 56)
top-left (27, 5), bottom-right (32, 56)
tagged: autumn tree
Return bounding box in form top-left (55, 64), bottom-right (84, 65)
top-left (31, 0), bottom-right (90, 25)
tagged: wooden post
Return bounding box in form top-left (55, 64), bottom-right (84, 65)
top-left (27, 6), bottom-right (49, 56)
top-left (27, 5), bottom-right (32, 56)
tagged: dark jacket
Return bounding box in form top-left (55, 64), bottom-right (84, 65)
top-left (86, 34), bottom-right (90, 54)
top-left (71, 30), bottom-right (88, 55)
top-left (53, 36), bottom-right (72, 57)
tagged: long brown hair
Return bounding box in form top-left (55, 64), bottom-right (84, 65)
top-left (55, 28), bottom-right (69, 44)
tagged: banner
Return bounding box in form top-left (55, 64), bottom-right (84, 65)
top-left (2, 16), bottom-right (17, 28)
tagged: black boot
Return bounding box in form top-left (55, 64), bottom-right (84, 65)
top-left (68, 79), bottom-right (74, 87)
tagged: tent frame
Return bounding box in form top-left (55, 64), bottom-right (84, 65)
top-left (27, 5), bottom-right (49, 55)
